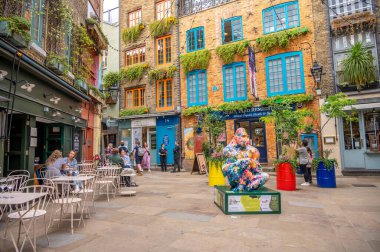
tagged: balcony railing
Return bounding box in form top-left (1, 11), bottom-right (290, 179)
top-left (179, 0), bottom-right (232, 16)
top-left (328, 0), bottom-right (373, 18)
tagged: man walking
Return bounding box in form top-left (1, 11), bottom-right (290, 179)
top-left (172, 141), bottom-right (181, 173)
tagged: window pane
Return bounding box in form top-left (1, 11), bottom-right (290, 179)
top-left (264, 11), bottom-right (274, 33)
top-left (198, 72), bottom-right (206, 103)
top-left (343, 118), bottom-right (361, 150)
top-left (224, 20), bottom-right (232, 43)
top-left (157, 39), bottom-right (164, 64)
top-left (165, 37), bottom-right (171, 63)
top-left (287, 3), bottom-right (299, 27)
top-left (235, 65), bottom-right (245, 98)
top-left (158, 81), bottom-right (165, 107)
top-left (285, 55), bottom-right (302, 91)
top-left (275, 6), bottom-right (286, 30)
top-left (166, 79), bottom-right (172, 107)
top-left (268, 58), bottom-right (283, 94)
top-left (197, 29), bottom-right (204, 49)
top-left (364, 111), bottom-right (380, 151)
top-left (187, 31), bottom-right (195, 51)
top-left (232, 18), bottom-right (242, 41)
top-left (225, 67), bottom-right (234, 99)
top-left (189, 73), bottom-right (197, 104)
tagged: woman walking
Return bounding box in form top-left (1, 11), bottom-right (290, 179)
top-left (141, 142), bottom-right (151, 173)
top-left (296, 140), bottom-right (311, 186)
top-left (159, 144), bottom-right (167, 172)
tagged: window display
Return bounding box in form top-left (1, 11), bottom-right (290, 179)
top-left (364, 111), bottom-right (380, 152)
top-left (343, 118), bottom-right (361, 149)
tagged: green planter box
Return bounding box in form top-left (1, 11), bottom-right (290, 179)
top-left (214, 186), bottom-right (281, 215)
top-left (0, 21), bottom-right (30, 48)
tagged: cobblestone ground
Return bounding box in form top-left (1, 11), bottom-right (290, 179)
top-left (1, 171), bottom-right (380, 252)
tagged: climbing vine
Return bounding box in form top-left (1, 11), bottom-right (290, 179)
top-left (180, 49), bottom-right (211, 74)
top-left (256, 27), bottom-right (309, 53)
top-left (120, 107), bottom-right (150, 117)
top-left (260, 94), bottom-right (314, 106)
top-left (148, 65), bottom-right (177, 83)
top-left (122, 23), bottom-right (145, 44)
top-left (0, 16), bottom-right (31, 43)
top-left (148, 17), bottom-right (177, 37)
top-left (215, 40), bottom-right (249, 64)
top-left (120, 63), bottom-right (149, 82)
top-left (103, 71), bottom-right (122, 89)
top-left (182, 100), bottom-right (256, 116)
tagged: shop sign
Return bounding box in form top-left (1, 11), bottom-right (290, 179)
top-left (222, 107), bottom-right (272, 120)
top-left (131, 118), bottom-right (156, 128)
top-left (73, 132), bottom-right (80, 152)
top-left (106, 119), bottom-right (118, 127)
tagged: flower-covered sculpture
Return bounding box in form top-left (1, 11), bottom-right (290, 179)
top-left (222, 128), bottom-right (269, 192)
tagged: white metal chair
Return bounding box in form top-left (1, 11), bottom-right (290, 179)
top-left (4, 184), bottom-right (54, 251)
top-left (50, 181), bottom-right (83, 234)
top-left (8, 170), bottom-right (30, 178)
top-left (77, 173), bottom-right (96, 216)
top-left (78, 162), bottom-right (95, 174)
top-left (95, 166), bottom-right (121, 202)
top-left (6, 175), bottom-right (29, 192)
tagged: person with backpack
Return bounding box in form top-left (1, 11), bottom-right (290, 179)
top-left (132, 140), bottom-right (144, 176)
top-left (159, 143), bottom-right (168, 172)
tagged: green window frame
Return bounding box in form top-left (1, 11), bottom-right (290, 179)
top-left (31, 0), bottom-right (44, 46)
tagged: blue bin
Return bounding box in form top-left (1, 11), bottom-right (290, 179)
top-left (316, 162), bottom-right (336, 188)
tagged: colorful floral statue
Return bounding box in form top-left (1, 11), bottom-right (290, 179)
top-left (222, 128), bottom-right (269, 192)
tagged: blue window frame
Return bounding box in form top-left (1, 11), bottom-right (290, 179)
top-left (262, 1), bottom-right (300, 34)
top-left (64, 22), bottom-right (72, 70)
top-left (186, 27), bottom-right (205, 52)
top-left (222, 62), bottom-right (247, 102)
top-left (222, 16), bottom-right (243, 44)
top-left (31, 0), bottom-right (44, 46)
top-left (265, 51), bottom-right (305, 97)
top-left (187, 70), bottom-right (208, 107)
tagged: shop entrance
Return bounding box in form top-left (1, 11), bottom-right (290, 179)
top-left (148, 130), bottom-right (157, 165)
top-left (235, 120), bottom-right (268, 163)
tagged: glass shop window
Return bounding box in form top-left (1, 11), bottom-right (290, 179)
top-left (364, 111), bottom-right (380, 152)
top-left (343, 118), bottom-right (361, 150)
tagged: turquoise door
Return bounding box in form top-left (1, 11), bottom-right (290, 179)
top-left (156, 116), bottom-right (179, 165)
top-left (301, 133), bottom-right (319, 158)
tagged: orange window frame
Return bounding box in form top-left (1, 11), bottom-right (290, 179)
top-left (128, 9), bottom-right (142, 27)
top-left (125, 88), bottom-right (145, 108)
top-left (125, 47), bottom-right (145, 66)
top-left (156, 0), bottom-right (171, 20)
top-left (156, 35), bottom-right (171, 66)
top-left (156, 78), bottom-right (173, 110)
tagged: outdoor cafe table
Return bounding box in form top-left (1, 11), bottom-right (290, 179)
top-left (0, 192), bottom-right (47, 252)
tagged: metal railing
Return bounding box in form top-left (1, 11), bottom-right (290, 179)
top-left (328, 0), bottom-right (373, 18)
top-left (178, 0), bottom-right (232, 16)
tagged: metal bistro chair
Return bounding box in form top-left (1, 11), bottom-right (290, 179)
top-left (50, 181), bottom-right (83, 235)
top-left (4, 184), bottom-right (54, 250)
top-left (78, 162), bottom-right (95, 174)
top-left (8, 170), bottom-right (31, 178)
top-left (6, 174), bottom-right (30, 192)
top-left (95, 166), bottom-right (121, 202)
top-left (77, 173), bottom-right (96, 216)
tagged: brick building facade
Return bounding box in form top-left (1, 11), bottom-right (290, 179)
top-left (179, 0), bottom-right (321, 165)
top-left (119, 0), bottom-right (181, 165)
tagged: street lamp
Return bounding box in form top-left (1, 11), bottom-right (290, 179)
top-left (310, 61), bottom-right (323, 96)
top-left (100, 84), bottom-right (119, 104)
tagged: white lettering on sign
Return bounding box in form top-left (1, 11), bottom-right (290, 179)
top-left (131, 118), bottom-right (156, 128)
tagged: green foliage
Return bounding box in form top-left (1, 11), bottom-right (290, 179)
top-left (215, 100), bottom-right (255, 113)
top-left (312, 158), bottom-right (337, 171)
top-left (195, 112), bottom-right (226, 148)
top-left (71, 24), bottom-right (95, 79)
top-left (85, 18), bottom-right (109, 45)
top-left (342, 42), bottom-right (377, 89)
top-left (261, 94), bottom-right (314, 106)
top-left (180, 49), bottom-right (211, 74)
top-left (88, 85), bottom-right (106, 99)
top-left (274, 159), bottom-right (298, 173)
top-left (320, 93), bottom-right (357, 128)
top-left (202, 142), bottom-right (211, 160)
top-left (46, 54), bottom-right (69, 74)
top-left (182, 105), bottom-right (213, 116)
top-left (121, 63), bottom-right (149, 82)
top-left (148, 65), bottom-right (177, 82)
top-left (303, 123), bottom-right (314, 133)
top-left (122, 23), bottom-right (145, 44)
top-left (148, 17), bottom-right (178, 37)
top-left (256, 27), bottom-right (309, 53)
top-left (215, 40), bottom-right (249, 64)
top-left (103, 71), bottom-right (122, 89)
top-left (120, 107), bottom-right (150, 117)
top-left (0, 16), bottom-right (31, 43)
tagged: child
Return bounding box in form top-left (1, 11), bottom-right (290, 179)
top-left (306, 147), bottom-right (313, 184)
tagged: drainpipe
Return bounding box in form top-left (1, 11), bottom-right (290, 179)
top-left (176, 1), bottom-right (183, 169)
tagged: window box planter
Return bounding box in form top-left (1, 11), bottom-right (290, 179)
top-left (276, 162), bottom-right (296, 191)
top-left (337, 81), bottom-right (379, 92)
top-left (316, 161), bottom-right (336, 188)
top-left (0, 20), bottom-right (30, 48)
top-left (46, 59), bottom-right (66, 75)
top-left (85, 18), bottom-right (108, 52)
top-left (75, 79), bottom-right (89, 93)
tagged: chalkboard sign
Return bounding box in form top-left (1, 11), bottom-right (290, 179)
top-left (191, 153), bottom-right (207, 175)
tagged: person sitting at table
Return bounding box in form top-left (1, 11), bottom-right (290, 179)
top-left (120, 149), bottom-right (137, 187)
top-left (45, 150), bottom-right (66, 179)
top-left (108, 148), bottom-right (124, 167)
top-left (63, 150), bottom-right (78, 175)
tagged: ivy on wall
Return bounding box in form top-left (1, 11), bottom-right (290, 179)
top-left (122, 23), bottom-right (145, 44)
top-left (256, 27), bottom-right (309, 53)
top-left (260, 94), bottom-right (314, 106)
top-left (180, 49), bottom-right (211, 74)
top-left (182, 100), bottom-right (256, 116)
top-left (148, 17), bottom-right (177, 37)
top-left (215, 40), bottom-right (249, 64)
top-left (0, 16), bottom-right (31, 43)
top-left (121, 63), bottom-right (150, 82)
top-left (148, 65), bottom-right (177, 83)
top-left (120, 107), bottom-right (150, 117)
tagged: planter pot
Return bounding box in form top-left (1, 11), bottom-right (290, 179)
top-left (208, 161), bottom-right (225, 187)
top-left (47, 60), bottom-right (65, 75)
top-left (316, 161), bottom-right (336, 188)
top-left (0, 21), bottom-right (30, 48)
top-left (75, 79), bottom-right (88, 92)
top-left (276, 162), bottom-right (296, 191)
top-left (337, 82), bottom-right (380, 92)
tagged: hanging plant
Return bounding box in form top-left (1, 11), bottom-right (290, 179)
top-left (148, 17), bottom-right (178, 37)
top-left (120, 63), bottom-right (150, 82)
top-left (148, 65), bottom-right (177, 82)
top-left (120, 107), bottom-right (150, 117)
top-left (122, 23), bottom-right (145, 44)
top-left (256, 27), bottom-right (309, 53)
top-left (260, 94), bottom-right (314, 106)
top-left (103, 71), bottom-right (122, 89)
top-left (215, 40), bottom-right (249, 64)
top-left (182, 100), bottom-right (255, 116)
top-left (180, 49), bottom-right (211, 74)
top-left (342, 42), bottom-right (377, 90)
top-left (0, 16), bottom-right (31, 43)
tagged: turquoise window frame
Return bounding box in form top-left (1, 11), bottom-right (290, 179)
top-left (222, 16), bottom-right (243, 44)
top-left (187, 70), bottom-right (208, 107)
top-left (31, 0), bottom-right (44, 46)
top-left (262, 1), bottom-right (300, 34)
top-left (265, 51), bottom-right (305, 97)
top-left (186, 26), bottom-right (205, 52)
top-left (222, 62), bottom-right (247, 102)
top-left (64, 21), bottom-right (72, 70)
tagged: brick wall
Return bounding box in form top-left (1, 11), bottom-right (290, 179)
top-left (179, 0), bottom-right (321, 165)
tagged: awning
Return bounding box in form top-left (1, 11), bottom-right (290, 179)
top-left (343, 102), bottom-right (380, 110)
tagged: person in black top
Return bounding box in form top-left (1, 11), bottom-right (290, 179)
top-left (172, 141), bottom-right (181, 173)
top-left (159, 144), bottom-right (168, 172)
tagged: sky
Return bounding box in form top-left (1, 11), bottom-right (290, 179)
top-left (103, 0), bottom-right (119, 12)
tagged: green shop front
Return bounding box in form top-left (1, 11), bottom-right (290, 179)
top-left (0, 40), bottom-right (89, 176)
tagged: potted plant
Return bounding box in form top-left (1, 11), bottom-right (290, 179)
top-left (0, 16), bottom-right (31, 48)
top-left (316, 93), bottom-right (357, 188)
top-left (342, 42), bottom-right (377, 91)
top-left (74, 76), bottom-right (89, 92)
top-left (261, 95), bottom-right (315, 191)
top-left (46, 54), bottom-right (68, 75)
